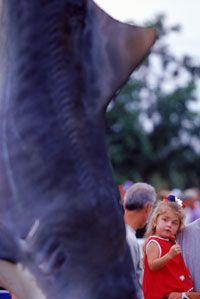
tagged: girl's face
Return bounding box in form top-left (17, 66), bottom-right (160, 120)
top-left (154, 208), bottom-right (180, 239)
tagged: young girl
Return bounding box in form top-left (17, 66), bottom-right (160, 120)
top-left (142, 195), bottom-right (193, 299)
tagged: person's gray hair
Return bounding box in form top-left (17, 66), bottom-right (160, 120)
top-left (124, 182), bottom-right (156, 210)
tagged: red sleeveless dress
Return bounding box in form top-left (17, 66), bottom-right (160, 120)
top-left (142, 236), bottom-right (193, 299)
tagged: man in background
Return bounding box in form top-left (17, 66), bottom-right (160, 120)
top-left (124, 182), bottom-right (157, 299)
top-left (177, 218), bottom-right (200, 291)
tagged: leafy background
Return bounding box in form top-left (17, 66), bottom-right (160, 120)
top-left (106, 15), bottom-right (200, 191)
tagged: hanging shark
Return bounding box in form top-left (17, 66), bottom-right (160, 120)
top-left (0, 1), bottom-right (156, 298)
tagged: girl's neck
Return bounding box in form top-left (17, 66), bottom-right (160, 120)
top-left (154, 234), bottom-right (177, 243)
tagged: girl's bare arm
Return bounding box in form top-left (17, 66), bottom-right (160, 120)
top-left (146, 242), bottom-right (181, 271)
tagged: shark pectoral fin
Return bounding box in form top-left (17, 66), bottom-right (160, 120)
top-left (85, 2), bottom-right (156, 111)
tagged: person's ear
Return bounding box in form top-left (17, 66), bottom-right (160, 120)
top-left (145, 202), bottom-right (152, 215)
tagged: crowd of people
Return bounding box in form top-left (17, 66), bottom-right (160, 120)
top-left (122, 181), bottom-right (200, 299)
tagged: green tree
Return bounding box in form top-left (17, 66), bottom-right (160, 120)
top-left (106, 15), bottom-right (200, 190)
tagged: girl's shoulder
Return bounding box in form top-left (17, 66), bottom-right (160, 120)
top-left (146, 235), bottom-right (162, 247)
top-left (143, 236), bottom-right (162, 258)
top-left (144, 235), bottom-right (162, 253)
top-left (146, 235), bottom-right (163, 243)
top-left (147, 235), bottom-right (171, 243)
top-left (145, 236), bottom-right (170, 251)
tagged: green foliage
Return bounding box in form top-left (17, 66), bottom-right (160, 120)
top-left (106, 15), bottom-right (200, 190)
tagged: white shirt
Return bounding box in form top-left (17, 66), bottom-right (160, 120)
top-left (177, 218), bottom-right (200, 291)
top-left (126, 225), bottom-right (144, 299)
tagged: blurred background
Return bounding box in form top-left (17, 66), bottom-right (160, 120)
top-left (95, 0), bottom-right (200, 191)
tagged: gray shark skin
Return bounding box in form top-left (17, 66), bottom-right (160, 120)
top-left (0, 1), bottom-right (156, 298)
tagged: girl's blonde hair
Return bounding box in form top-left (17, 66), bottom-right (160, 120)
top-left (145, 200), bottom-right (185, 238)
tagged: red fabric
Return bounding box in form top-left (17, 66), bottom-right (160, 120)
top-left (142, 236), bottom-right (193, 299)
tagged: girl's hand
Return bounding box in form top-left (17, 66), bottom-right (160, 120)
top-left (166, 292), bottom-right (182, 299)
top-left (168, 244), bottom-right (182, 258)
